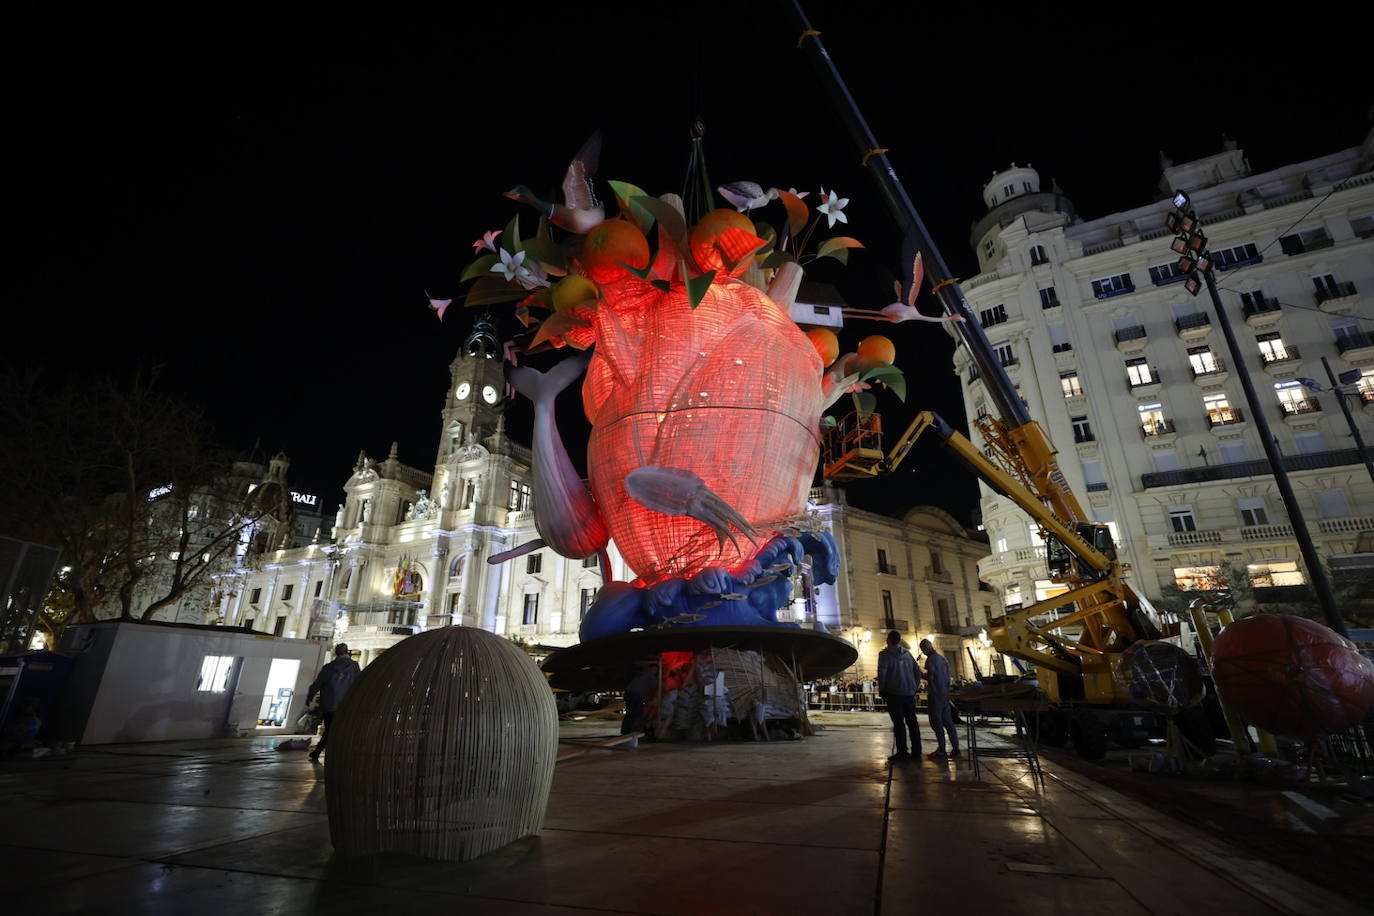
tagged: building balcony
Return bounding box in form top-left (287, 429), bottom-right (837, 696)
top-left (1242, 297), bottom-right (1283, 328)
top-left (1259, 347), bottom-right (1302, 373)
top-left (1142, 446), bottom-right (1368, 488)
top-left (1174, 312), bottom-right (1212, 339)
top-left (1114, 325), bottom-right (1148, 351)
top-left (881, 617), bottom-right (911, 632)
top-left (1319, 515), bottom-right (1374, 535)
top-left (1167, 528), bottom-right (1223, 547)
top-left (1085, 482), bottom-right (1109, 492)
top-left (1336, 332), bottom-right (1374, 365)
top-left (1362, 390), bottom-right (1374, 414)
top-left (1191, 358), bottom-right (1229, 384)
top-left (1280, 400), bottom-right (1322, 424)
top-left (1316, 281), bottom-right (1359, 312)
top-left (1206, 408), bottom-right (1246, 430)
top-left (1141, 419), bottom-right (1176, 440)
top-left (1127, 370), bottom-right (1161, 395)
top-left (1073, 431), bottom-right (1097, 444)
top-left (877, 563), bottom-right (899, 576)
top-left (1239, 523), bottom-right (1295, 542)
top-left (924, 567), bottom-right (953, 583)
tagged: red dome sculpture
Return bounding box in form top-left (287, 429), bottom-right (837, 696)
top-left (1211, 614), bottom-right (1374, 740)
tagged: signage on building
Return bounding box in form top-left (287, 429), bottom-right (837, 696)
top-left (290, 491), bottom-right (319, 507)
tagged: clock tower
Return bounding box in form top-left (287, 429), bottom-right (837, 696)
top-left (435, 314), bottom-right (508, 467)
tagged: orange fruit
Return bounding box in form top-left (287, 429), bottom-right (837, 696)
top-left (806, 328), bottom-right (840, 367)
top-left (580, 220), bottom-right (650, 284)
top-left (690, 208), bottom-right (755, 271)
top-left (552, 275), bottom-right (599, 312)
top-left (858, 335), bottom-right (896, 364)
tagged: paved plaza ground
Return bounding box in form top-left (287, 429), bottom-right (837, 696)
top-left (1, 712), bottom-right (1367, 915)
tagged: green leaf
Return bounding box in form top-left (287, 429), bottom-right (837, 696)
top-left (618, 259), bottom-right (655, 280)
top-left (460, 254), bottom-right (499, 284)
top-left (761, 250), bottom-right (798, 270)
top-left (820, 415), bottom-right (837, 429)
top-left (777, 190), bottom-right (810, 237)
top-left (685, 269), bottom-right (717, 309)
top-left (530, 311), bottom-right (591, 349)
top-left (854, 391), bottom-right (878, 420)
top-left (816, 236), bottom-right (864, 265)
top-left (609, 180), bottom-right (656, 235)
top-left (860, 365), bottom-right (906, 402)
top-left (636, 195), bottom-right (688, 248)
top-left (464, 277), bottom-right (526, 309)
top-left (522, 236), bottom-right (566, 271)
top-left (502, 213), bottom-right (523, 254)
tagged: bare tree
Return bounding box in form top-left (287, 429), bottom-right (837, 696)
top-left (0, 368), bottom-right (283, 639)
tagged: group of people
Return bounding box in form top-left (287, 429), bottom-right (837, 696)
top-left (876, 632), bottom-right (960, 761)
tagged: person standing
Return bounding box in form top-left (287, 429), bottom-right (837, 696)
top-left (305, 643), bottom-right (360, 762)
top-left (877, 630), bottom-right (921, 760)
top-left (919, 639), bottom-right (960, 759)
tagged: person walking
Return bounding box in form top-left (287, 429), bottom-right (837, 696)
top-left (877, 630), bottom-right (921, 760)
top-left (919, 639), bottom-right (960, 759)
top-left (305, 643), bottom-right (361, 762)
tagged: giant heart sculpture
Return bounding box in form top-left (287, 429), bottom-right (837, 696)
top-left (582, 273), bottom-right (823, 585)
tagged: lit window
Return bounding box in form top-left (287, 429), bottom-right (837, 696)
top-left (1173, 565), bottom-right (1221, 590)
top-left (1138, 403), bottom-right (1168, 436)
top-left (519, 484), bottom-right (532, 511)
top-left (1248, 561), bottom-right (1303, 587)
top-left (1060, 372), bottom-right (1083, 398)
top-left (1274, 380), bottom-right (1313, 414)
top-left (1188, 346), bottom-right (1219, 375)
top-left (1203, 393), bottom-right (1235, 425)
top-left (508, 479), bottom-right (520, 510)
top-left (198, 656), bottom-right (236, 693)
top-left (1125, 358), bottom-right (1154, 386)
top-left (1257, 332), bottom-right (1292, 364)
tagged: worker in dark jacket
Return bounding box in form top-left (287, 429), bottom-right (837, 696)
top-left (877, 630), bottom-right (922, 760)
top-left (305, 643), bottom-right (360, 762)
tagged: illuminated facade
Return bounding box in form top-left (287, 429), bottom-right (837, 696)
top-left (955, 127), bottom-right (1374, 612)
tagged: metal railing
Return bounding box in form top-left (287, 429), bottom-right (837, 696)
top-left (1114, 325), bottom-right (1147, 344)
top-left (1142, 419), bottom-right (1176, 438)
top-left (1192, 358), bottom-right (1227, 379)
top-left (1206, 409), bottom-right (1245, 428)
top-left (1142, 447), bottom-right (1368, 488)
top-left (1315, 281), bottom-right (1358, 304)
top-left (1279, 400), bottom-right (1322, 416)
top-left (1336, 332), bottom-right (1374, 354)
top-left (1242, 297), bottom-right (1281, 318)
top-left (1128, 370), bottom-right (1160, 389)
top-left (1175, 313), bottom-right (1211, 333)
top-left (1259, 346), bottom-right (1301, 364)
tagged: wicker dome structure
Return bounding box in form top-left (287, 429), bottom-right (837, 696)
top-left (324, 626), bottom-right (558, 861)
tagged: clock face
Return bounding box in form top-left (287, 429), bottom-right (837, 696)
top-left (455, 382), bottom-right (470, 401)
top-left (482, 385), bottom-right (498, 405)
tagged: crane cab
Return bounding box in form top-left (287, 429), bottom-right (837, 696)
top-left (1045, 523), bottom-right (1116, 581)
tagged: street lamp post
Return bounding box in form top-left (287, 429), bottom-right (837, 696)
top-left (1318, 356), bottom-right (1374, 488)
top-left (1168, 193), bottom-right (1349, 638)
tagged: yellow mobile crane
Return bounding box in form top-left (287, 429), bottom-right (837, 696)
top-left (790, 6), bottom-right (1212, 757)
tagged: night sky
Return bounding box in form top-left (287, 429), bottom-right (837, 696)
top-left (9, 4), bottom-right (1369, 524)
